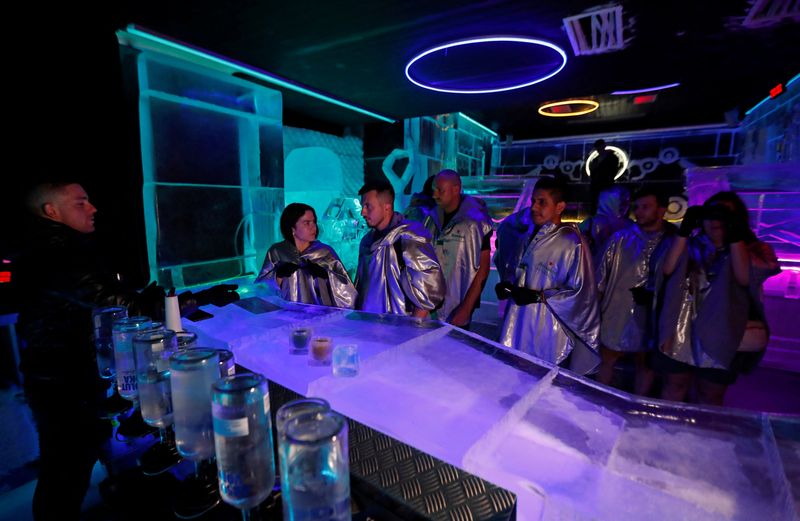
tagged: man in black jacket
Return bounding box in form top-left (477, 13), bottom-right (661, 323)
top-left (16, 181), bottom-right (236, 519)
top-left (17, 182), bottom-right (138, 520)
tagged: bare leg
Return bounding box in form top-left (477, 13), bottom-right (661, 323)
top-left (661, 371), bottom-right (692, 402)
top-left (696, 379), bottom-right (728, 407)
top-left (597, 346), bottom-right (623, 386)
top-left (633, 352), bottom-right (655, 396)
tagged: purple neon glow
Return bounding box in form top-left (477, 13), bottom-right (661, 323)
top-left (611, 82), bottom-right (680, 95)
top-left (404, 36), bottom-right (567, 94)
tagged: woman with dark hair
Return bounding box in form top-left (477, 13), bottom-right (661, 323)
top-left (704, 191), bottom-right (781, 374)
top-left (654, 192), bottom-right (753, 405)
top-left (256, 203), bottom-right (356, 308)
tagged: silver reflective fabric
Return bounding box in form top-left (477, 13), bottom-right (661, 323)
top-left (355, 212), bottom-right (445, 315)
top-left (596, 223), bottom-right (675, 352)
top-left (494, 207), bottom-right (531, 284)
top-left (499, 221), bottom-right (601, 375)
top-left (427, 195), bottom-right (493, 321)
top-left (579, 187), bottom-right (633, 262)
top-left (256, 240), bottom-right (356, 308)
top-left (658, 235), bottom-right (749, 369)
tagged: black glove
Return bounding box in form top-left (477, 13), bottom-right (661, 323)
top-left (510, 286), bottom-right (543, 306)
top-left (630, 286), bottom-right (654, 306)
top-left (192, 284), bottom-right (240, 307)
top-left (495, 281), bottom-right (514, 301)
top-left (678, 206), bottom-right (704, 237)
top-left (302, 262), bottom-right (328, 279)
top-left (274, 262), bottom-right (300, 278)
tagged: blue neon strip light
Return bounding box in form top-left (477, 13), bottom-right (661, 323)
top-left (787, 73), bottom-right (800, 87)
top-left (611, 83), bottom-right (680, 95)
top-left (405, 36), bottom-right (567, 94)
top-left (123, 25), bottom-right (396, 123)
top-left (458, 113), bottom-right (498, 137)
top-left (745, 95), bottom-right (771, 116)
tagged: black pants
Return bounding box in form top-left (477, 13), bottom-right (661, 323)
top-left (25, 375), bottom-right (111, 521)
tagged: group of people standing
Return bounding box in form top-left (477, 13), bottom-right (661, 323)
top-left (263, 173), bottom-right (780, 406)
top-left (258, 169), bottom-right (493, 328)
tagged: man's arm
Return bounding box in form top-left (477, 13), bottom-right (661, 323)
top-left (448, 249), bottom-right (490, 326)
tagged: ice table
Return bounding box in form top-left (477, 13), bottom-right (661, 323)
top-left (186, 290), bottom-right (799, 521)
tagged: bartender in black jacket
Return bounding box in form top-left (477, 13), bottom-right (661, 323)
top-left (16, 181), bottom-right (237, 520)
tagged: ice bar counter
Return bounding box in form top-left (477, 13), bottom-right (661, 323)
top-left (185, 287), bottom-right (799, 521)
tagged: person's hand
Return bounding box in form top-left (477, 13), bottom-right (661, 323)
top-left (302, 262), bottom-right (328, 279)
top-left (629, 286), bottom-right (654, 306)
top-left (140, 281), bottom-right (166, 301)
top-left (678, 206), bottom-right (704, 237)
top-left (192, 284), bottom-right (240, 306)
top-left (718, 207), bottom-right (748, 244)
top-left (275, 262), bottom-right (300, 278)
top-left (510, 286), bottom-right (543, 306)
top-left (495, 281), bottom-right (514, 301)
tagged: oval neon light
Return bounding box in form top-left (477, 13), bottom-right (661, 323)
top-left (585, 146), bottom-right (629, 180)
top-left (611, 83), bottom-right (680, 95)
top-left (538, 99), bottom-right (599, 117)
top-left (405, 36), bottom-right (568, 94)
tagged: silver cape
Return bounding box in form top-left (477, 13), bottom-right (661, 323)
top-left (494, 207), bottom-right (532, 284)
top-left (596, 222), bottom-right (676, 352)
top-left (499, 221), bottom-right (601, 375)
top-left (579, 187), bottom-right (633, 263)
top-left (256, 240), bottom-right (356, 308)
top-left (427, 195), bottom-right (494, 321)
top-left (355, 212), bottom-right (445, 315)
top-left (658, 235), bottom-right (749, 369)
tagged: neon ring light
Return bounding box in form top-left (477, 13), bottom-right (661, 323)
top-left (405, 36), bottom-right (568, 94)
top-left (538, 99), bottom-right (599, 117)
top-left (585, 146), bottom-right (629, 180)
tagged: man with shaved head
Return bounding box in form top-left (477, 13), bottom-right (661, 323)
top-left (355, 179), bottom-right (445, 316)
top-left (429, 169), bottom-right (493, 327)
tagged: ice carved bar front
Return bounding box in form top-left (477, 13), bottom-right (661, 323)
top-left (185, 288), bottom-right (799, 521)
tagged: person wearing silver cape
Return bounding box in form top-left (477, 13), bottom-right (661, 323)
top-left (355, 180), bottom-right (445, 317)
top-left (655, 198), bottom-right (750, 405)
top-left (427, 170), bottom-right (493, 327)
top-left (595, 188), bottom-right (676, 394)
top-left (578, 185), bottom-right (632, 264)
top-left (496, 177), bottom-right (601, 375)
top-left (256, 202), bottom-right (356, 308)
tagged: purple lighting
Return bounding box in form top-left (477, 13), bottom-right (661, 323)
top-left (611, 82), bottom-right (680, 95)
top-left (404, 36), bottom-right (567, 94)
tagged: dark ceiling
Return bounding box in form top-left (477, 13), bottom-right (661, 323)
top-left (11, 0), bottom-right (800, 144)
top-left (117, 0), bottom-right (799, 139)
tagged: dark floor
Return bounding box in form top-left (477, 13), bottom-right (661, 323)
top-left (1, 344), bottom-right (798, 520)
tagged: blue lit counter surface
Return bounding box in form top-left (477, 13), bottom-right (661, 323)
top-left (185, 287), bottom-right (799, 521)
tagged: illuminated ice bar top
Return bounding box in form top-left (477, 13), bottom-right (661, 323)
top-left (186, 286), bottom-right (799, 521)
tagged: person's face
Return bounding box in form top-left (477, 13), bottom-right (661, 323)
top-left (632, 195), bottom-right (665, 228)
top-left (703, 218), bottom-right (725, 245)
top-left (360, 190), bottom-right (392, 229)
top-left (292, 210), bottom-right (317, 243)
top-left (530, 189), bottom-right (565, 226)
top-left (432, 176), bottom-right (460, 211)
top-left (45, 184), bottom-right (97, 233)
top-left (703, 201), bottom-right (736, 245)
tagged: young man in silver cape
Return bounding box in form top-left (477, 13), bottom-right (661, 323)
top-left (355, 180), bottom-right (445, 317)
top-left (496, 177), bottom-right (601, 375)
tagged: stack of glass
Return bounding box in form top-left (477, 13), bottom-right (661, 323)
top-left (170, 348), bottom-right (221, 517)
top-left (92, 306), bottom-right (127, 381)
top-left (212, 373), bottom-right (276, 520)
top-left (279, 407), bottom-right (350, 521)
top-left (112, 317), bottom-right (163, 403)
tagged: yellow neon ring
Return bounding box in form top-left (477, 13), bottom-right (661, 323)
top-left (538, 99), bottom-right (599, 117)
